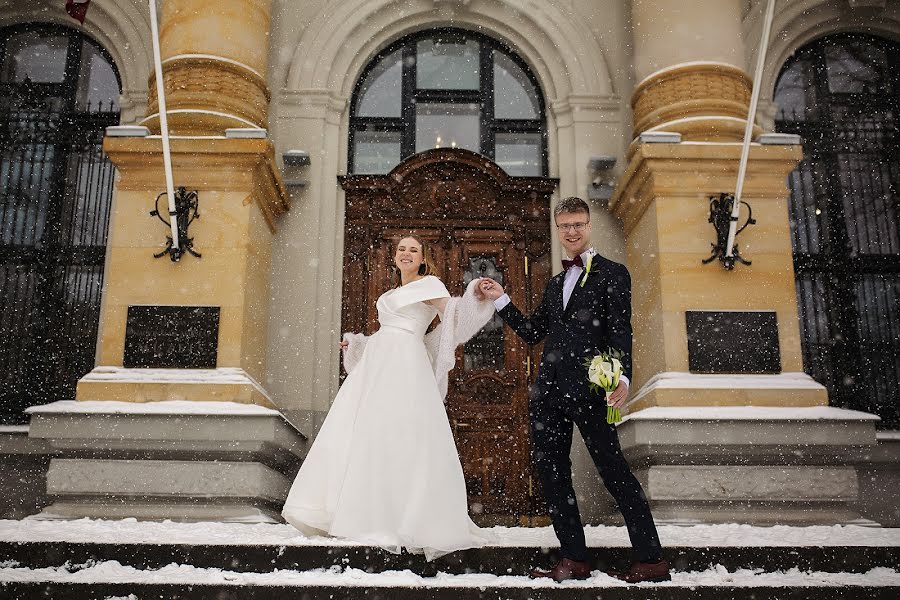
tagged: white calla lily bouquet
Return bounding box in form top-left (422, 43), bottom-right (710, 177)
top-left (586, 348), bottom-right (625, 424)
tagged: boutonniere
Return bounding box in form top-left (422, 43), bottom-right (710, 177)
top-left (579, 254), bottom-right (594, 288)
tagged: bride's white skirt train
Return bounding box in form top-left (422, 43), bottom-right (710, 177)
top-left (281, 328), bottom-right (489, 560)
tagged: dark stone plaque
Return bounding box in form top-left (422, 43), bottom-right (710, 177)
top-left (123, 306), bottom-right (220, 369)
top-left (686, 310), bottom-right (781, 374)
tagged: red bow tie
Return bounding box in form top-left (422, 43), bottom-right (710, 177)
top-left (562, 255), bottom-right (584, 271)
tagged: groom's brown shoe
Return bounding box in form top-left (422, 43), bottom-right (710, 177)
top-left (529, 558), bottom-right (592, 582)
top-left (606, 559), bottom-right (671, 583)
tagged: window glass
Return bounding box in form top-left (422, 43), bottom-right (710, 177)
top-left (495, 132), bottom-right (542, 176)
top-left (353, 130), bottom-right (402, 174)
top-left (356, 48), bottom-right (402, 118)
top-left (75, 41), bottom-right (119, 110)
top-left (416, 39), bottom-right (480, 90)
top-left (494, 52), bottom-right (539, 119)
top-left (415, 103), bottom-right (480, 153)
top-left (773, 54), bottom-right (818, 121)
top-left (826, 41), bottom-right (889, 94)
top-left (1, 31), bottom-right (68, 83)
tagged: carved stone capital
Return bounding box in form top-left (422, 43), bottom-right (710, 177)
top-left (632, 62), bottom-right (755, 142)
top-left (144, 55), bottom-right (271, 136)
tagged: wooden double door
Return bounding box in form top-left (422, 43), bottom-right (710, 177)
top-left (339, 149), bottom-right (556, 520)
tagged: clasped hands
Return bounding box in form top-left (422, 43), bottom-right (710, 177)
top-left (475, 277), bottom-right (504, 301)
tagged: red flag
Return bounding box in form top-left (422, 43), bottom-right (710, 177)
top-left (65, 0), bottom-right (90, 24)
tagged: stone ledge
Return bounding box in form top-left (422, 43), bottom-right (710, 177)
top-left (625, 372), bottom-right (831, 413)
top-left (27, 400), bottom-right (306, 472)
top-left (25, 401), bottom-right (307, 522)
top-left (618, 403), bottom-right (878, 450)
top-left (644, 465), bottom-right (858, 502)
top-left (74, 368), bottom-right (278, 408)
top-left (46, 459), bottom-right (288, 502)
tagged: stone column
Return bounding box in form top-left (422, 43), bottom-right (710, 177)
top-left (611, 0), bottom-right (828, 410)
top-left (33, 0), bottom-right (303, 523)
top-left (571, 4), bottom-right (878, 529)
top-left (630, 0), bottom-right (756, 143)
top-left (76, 0), bottom-right (289, 407)
top-left (143, 0), bottom-right (273, 136)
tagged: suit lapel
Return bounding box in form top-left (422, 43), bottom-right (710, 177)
top-left (563, 256), bottom-right (601, 317)
top-left (550, 273), bottom-right (566, 316)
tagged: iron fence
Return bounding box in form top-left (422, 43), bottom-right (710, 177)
top-left (0, 104), bottom-right (117, 423)
top-left (778, 108), bottom-right (900, 428)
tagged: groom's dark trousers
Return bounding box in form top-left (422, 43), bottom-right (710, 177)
top-left (498, 254), bottom-right (662, 563)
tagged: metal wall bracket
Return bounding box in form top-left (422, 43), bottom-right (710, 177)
top-left (150, 187), bottom-right (201, 262)
top-left (702, 193), bottom-right (755, 270)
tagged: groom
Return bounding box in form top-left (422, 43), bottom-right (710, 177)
top-left (479, 197), bottom-right (669, 583)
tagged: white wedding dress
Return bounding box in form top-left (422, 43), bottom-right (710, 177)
top-left (281, 276), bottom-right (488, 560)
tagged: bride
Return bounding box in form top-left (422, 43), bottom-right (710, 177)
top-left (282, 234), bottom-right (495, 560)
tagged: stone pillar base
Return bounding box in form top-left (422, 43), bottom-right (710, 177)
top-left (573, 406), bottom-right (881, 526)
top-left (26, 400), bottom-right (306, 523)
top-left (626, 372), bottom-right (828, 413)
top-left (76, 367), bottom-right (275, 407)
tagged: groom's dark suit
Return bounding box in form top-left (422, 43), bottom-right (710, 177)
top-left (498, 252), bottom-right (662, 563)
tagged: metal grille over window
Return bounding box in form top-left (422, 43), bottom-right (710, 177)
top-left (349, 29), bottom-right (546, 176)
top-left (462, 256), bottom-right (505, 373)
top-left (0, 24), bottom-right (120, 424)
top-left (775, 34), bottom-right (900, 429)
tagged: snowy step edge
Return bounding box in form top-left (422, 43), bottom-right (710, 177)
top-left (0, 561), bottom-right (899, 589)
top-left (3, 542), bottom-right (897, 577)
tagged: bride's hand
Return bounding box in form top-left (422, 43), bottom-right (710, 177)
top-left (339, 340), bottom-right (349, 351)
top-left (479, 277), bottom-right (504, 300)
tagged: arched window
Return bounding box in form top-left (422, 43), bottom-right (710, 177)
top-left (775, 34), bottom-right (900, 429)
top-left (0, 24), bottom-right (120, 111)
top-left (0, 24), bottom-right (120, 423)
top-left (349, 29), bottom-right (547, 176)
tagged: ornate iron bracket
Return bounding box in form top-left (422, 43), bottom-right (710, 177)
top-left (702, 192), bottom-right (756, 270)
top-left (150, 187), bottom-right (201, 262)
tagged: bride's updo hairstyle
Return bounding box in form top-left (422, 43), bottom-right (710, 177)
top-left (394, 234), bottom-right (439, 286)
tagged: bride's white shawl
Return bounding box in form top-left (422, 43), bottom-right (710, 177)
top-left (342, 278), bottom-right (495, 400)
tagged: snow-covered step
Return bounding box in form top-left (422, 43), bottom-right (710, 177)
top-left (1, 562), bottom-right (899, 600)
top-left (2, 518), bottom-right (899, 578)
top-left (3, 540), bottom-right (899, 577)
top-left (2, 518), bottom-right (899, 599)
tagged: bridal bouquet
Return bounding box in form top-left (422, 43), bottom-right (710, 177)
top-left (586, 348), bottom-right (625, 424)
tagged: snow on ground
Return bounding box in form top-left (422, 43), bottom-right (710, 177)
top-left (2, 518), bottom-right (899, 548)
top-left (0, 561), bottom-right (897, 588)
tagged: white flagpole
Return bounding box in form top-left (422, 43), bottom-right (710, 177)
top-left (148, 0), bottom-right (179, 252)
top-left (726, 0), bottom-right (776, 260)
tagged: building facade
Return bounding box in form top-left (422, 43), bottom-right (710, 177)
top-left (1, 0), bottom-right (898, 525)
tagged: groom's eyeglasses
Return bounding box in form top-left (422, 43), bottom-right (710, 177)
top-left (556, 222), bottom-right (589, 232)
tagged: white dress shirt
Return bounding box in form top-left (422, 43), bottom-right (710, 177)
top-left (492, 247), bottom-right (629, 390)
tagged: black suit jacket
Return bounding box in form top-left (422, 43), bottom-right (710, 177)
top-left (499, 253), bottom-right (633, 404)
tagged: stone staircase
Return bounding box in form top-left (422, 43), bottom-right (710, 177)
top-left (2, 539), bottom-right (898, 599)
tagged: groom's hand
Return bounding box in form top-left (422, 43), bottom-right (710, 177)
top-left (607, 380), bottom-right (629, 408)
top-left (479, 278), bottom-right (504, 301)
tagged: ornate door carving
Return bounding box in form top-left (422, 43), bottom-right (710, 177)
top-left (339, 149), bottom-right (555, 520)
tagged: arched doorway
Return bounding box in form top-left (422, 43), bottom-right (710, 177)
top-left (0, 24), bottom-right (121, 423)
top-left (341, 29), bottom-right (556, 521)
top-left (775, 34), bottom-right (900, 429)
top-left (340, 149), bottom-right (556, 521)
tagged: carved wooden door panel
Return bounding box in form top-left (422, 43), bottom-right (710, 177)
top-left (444, 230), bottom-right (532, 517)
top-left (339, 149), bottom-right (555, 520)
